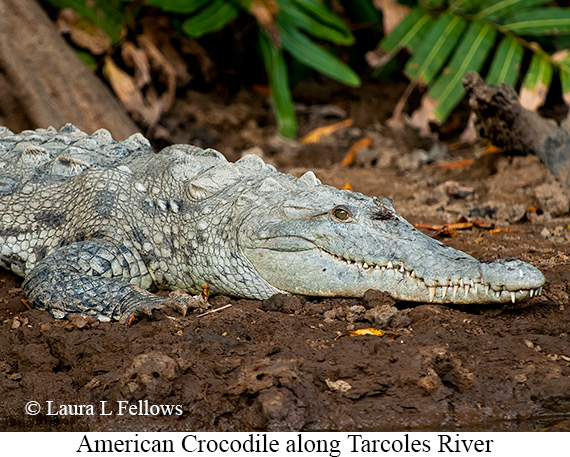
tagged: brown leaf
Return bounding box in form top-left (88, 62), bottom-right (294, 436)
top-left (137, 35), bottom-right (177, 112)
top-left (56, 9), bottom-right (112, 55)
top-left (103, 56), bottom-right (161, 127)
top-left (437, 159), bottom-right (476, 169)
top-left (407, 92), bottom-right (438, 135)
top-left (122, 42), bottom-right (151, 89)
top-left (374, 0), bottom-right (410, 35)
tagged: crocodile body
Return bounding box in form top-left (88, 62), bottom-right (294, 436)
top-left (0, 125), bottom-right (545, 321)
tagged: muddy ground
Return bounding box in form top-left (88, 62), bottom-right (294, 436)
top-left (1, 80), bottom-right (569, 431)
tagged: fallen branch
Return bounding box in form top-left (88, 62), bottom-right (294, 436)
top-left (463, 71), bottom-right (570, 192)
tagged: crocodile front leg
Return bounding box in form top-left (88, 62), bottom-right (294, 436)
top-left (22, 240), bottom-right (205, 322)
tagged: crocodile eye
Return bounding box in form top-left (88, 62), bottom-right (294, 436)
top-left (332, 206), bottom-right (352, 221)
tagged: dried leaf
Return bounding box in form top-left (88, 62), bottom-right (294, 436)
top-left (103, 57), bottom-right (161, 127)
top-left (122, 42), bottom-right (151, 89)
top-left (341, 137), bottom-right (372, 166)
top-left (56, 8), bottom-right (111, 55)
top-left (473, 220), bottom-right (495, 229)
top-left (341, 182), bottom-right (353, 191)
top-left (335, 327), bottom-right (399, 340)
top-left (414, 222), bottom-right (444, 230)
top-left (490, 228), bottom-right (520, 234)
top-left (374, 0), bottom-right (411, 35)
top-left (300, 119), bottom-right (353, 144)
top-left (181, 39), bottom-right (215, 82)
top-left (485, 143), bottom-right (503, 154)
top-left (407, 93), bottom-right (438, 135)
top-left (249, 0), bottom-right (280, 45)
top-left (437, 158), bottom-right (476, 169)
top-left (137, 35), bottom-right (178, 111)
top-left (433, 226), bottom-right (458, 238)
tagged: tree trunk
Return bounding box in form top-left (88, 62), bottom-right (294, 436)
top-left (463, 71), bottom-right (570, 191)
top-left (0, 0), bottom-right (139, 140)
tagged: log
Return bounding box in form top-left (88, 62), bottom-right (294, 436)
top-left (0, 0), bottom-right (139, 140)
top-left (463, 71), bottom-right (570, 191)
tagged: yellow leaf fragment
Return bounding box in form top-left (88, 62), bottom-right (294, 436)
top-left (335, 327), bottom-right (399, 340)
top-left (341, 137), bottom-right (372, 166)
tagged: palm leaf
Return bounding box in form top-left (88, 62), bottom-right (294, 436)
top-left (429, 21), bottom-right (497, 122)
top-left (278, 16), bottom-right (361, 87)
top-left (503, 8), bottom-right (570, 36)
top-left (475, 0), bottom-right (551, 21)
top-left (520, 53), bottom-right (553, 110)
top-left (380, 8), bottom-right (434, 54)
top-left (404, 12), bottom-right (467, 84)
top-left (181, 0), bottom-right (239, 38)
top-left (486, 36), bottom-right (523, 86)
top-left (259, 30), bottom-right (297, 139)
top-left (146, 0), bottom-right (210, 14)
top-left (278, 0), bottom-right (354, 45)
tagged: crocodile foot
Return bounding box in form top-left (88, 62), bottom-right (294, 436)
top-left (119, 289), bottom-right (208, 324)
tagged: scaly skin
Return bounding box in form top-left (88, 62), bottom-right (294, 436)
top-left (0, 125), bottom-right (545, 321)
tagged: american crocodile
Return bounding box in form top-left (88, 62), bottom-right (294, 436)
top-left (0, 125), bottom-right (544, 322)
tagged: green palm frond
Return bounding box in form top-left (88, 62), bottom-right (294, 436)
top-left (42, 0), bottom-right (375, 139)
top-left (147, 0), bottom-right (364, 138)
top-left (377, 0), bottom-right (570, 125)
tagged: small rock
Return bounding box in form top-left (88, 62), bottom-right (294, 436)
top-left (362, 289), bottom-right (395, 308)
top-left (7, 372), bottom-right (22, 381)
top-left (514, 373), bottom-right (527, 383)
top-left (535, 182), bottom-right (569, 216)
top-left (325, 378), bottom-right (352, 392)
top-left (364, 305), bottom-right (398, 328)
top-left (346, 305), bottom-right (366, 323)
top-left (540, 227), bottom-right (552, 239)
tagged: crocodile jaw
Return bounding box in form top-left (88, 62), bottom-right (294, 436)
top-left (243, 244), bottom-right (544, 304)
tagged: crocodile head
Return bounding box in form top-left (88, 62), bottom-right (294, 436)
top-left (238, 169), bottom-right (544, 304)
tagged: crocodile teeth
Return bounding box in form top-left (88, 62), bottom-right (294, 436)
top-left (410, 270), bottom-right (416, 278)
top-left (530, 289), bottom-right (534, 298)
top-left (484, 284), bottom-right (490, 295)
top-left (495, 290), bottom-right (501, 299)
top-left (399, 266), bottom-right (405, 273)
top-left (519, 269), bottom-right (524, 278)
top-left (428, 287), bottom-right (436, 302)
top-left (453, 285), bottom-right (459, 299)
top-left (511, 292), bottom-right (516, 303)
top-left (464, 285), bottom-right (470, 296)
top-left (363, 262), bottom-right (369, 269)
top-left (387, 260), bottom-right (394, 269)
top-left (442, 285), bottom-right (448, 298)
top-left (459, 278), bottom-right (464, 288)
